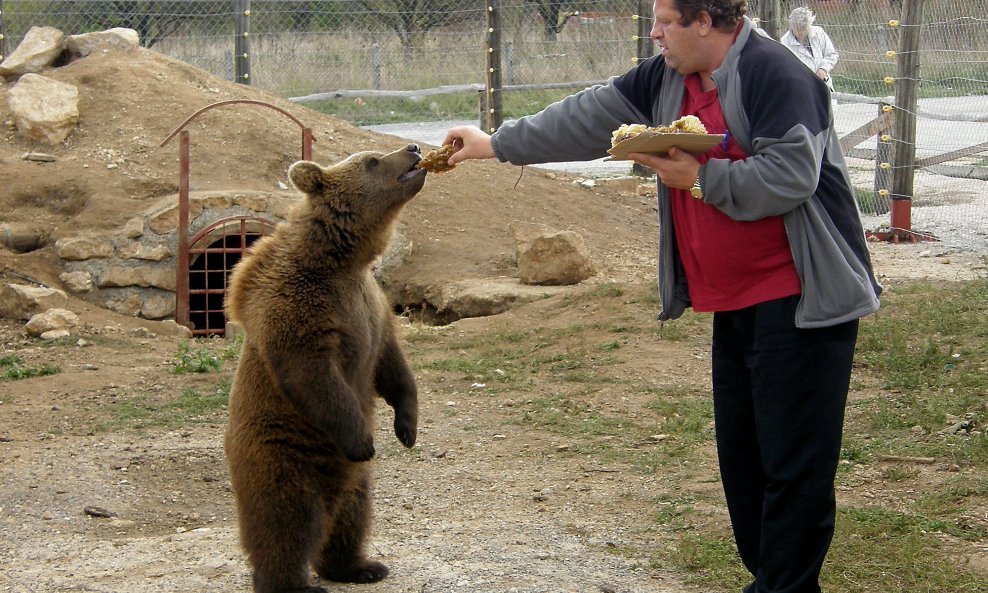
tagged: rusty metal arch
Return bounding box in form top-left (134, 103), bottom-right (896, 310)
top-left (160, 100), bottom-right (312, 335)
top-left (184, 216), bottom-right (277, 337)
top-left (160, 99), bottom-right (314, 158)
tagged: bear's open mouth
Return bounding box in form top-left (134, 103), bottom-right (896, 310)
top-left (398, 160), bottom-right (425, 183)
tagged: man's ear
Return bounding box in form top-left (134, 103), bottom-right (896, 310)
top-left (697, 10), bottom-right (713, 34)
top-left (288, 161), bottom-right (323, 193)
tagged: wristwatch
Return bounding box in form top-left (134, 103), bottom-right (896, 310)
top-left (690, 175), bottom-right (703, 200)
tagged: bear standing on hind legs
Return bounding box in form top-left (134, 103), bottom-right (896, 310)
top-left (224, 144), bottom-right (428, 593)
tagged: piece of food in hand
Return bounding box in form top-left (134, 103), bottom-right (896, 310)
top-left (610, 116), bottom-right (709, 148)
top-left (416, 144), bottom-right (457, 173)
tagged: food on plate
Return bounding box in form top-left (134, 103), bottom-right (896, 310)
top-left (610, 123), bottom-right (649, 146)
top-left (416, 144), bottom-right (457, 173)
top-left (610, 115), bottom-right (709, 148)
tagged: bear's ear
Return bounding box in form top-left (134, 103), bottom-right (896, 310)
top-left (288, 161), bottom-right (326, 194)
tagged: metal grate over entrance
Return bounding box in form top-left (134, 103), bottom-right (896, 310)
top-left (185, 217), bottom-right (275, 337)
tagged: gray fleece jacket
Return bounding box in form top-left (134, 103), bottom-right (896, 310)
top-left (490, 17), bottom-right (881, 328)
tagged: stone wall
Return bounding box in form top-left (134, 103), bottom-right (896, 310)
top-left (55, 190), bottom-right (297, 320)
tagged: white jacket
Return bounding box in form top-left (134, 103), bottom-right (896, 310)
top-left (780, 26), bottom-right (838, 89)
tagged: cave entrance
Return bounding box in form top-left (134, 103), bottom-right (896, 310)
top-left (182, 217), bottom-right (276, 337)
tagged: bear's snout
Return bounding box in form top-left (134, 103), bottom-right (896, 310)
top-left (405, 144), bottom-right (420, 154)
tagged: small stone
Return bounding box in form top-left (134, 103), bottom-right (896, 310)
top-left (84, 506), bottom-right (116, 518)
top-left (21, 152), bottom-right (56, 162)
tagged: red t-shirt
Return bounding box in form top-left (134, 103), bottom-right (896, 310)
top-left (670, 74), bottom-right (801, 312)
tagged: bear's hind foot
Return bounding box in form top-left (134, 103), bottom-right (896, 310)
top-left (317, 560), bottom-right (389, 584)
top-left (251, 571), bottom-right (327, 593)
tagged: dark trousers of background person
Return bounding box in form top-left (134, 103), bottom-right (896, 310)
top-left (711, 295), bottom-right (859, 593)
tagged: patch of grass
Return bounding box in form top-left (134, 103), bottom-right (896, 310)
top-left (911, 476), bottom-right (988, 542)
top-left (850, 278), bottom-right (988, 463)
top-left (98, 381), bottom-right (231, 432)
top-left (523, 391), bottom-right (633, 441)
top-left (665, 531), bottom-right (750, 591)
top-left (430, 327), bottom-right (618, 388)
top-left (0, 354), bottom-right (60, 380)
top-left (824, 507), bottom-right (988, 592)
top-left (654, 501), bottom-right (988, 593)
top-left (306, 88), bottom-right (576, 126)
top-left (646, 493), bottom-right (749, 590)
top-left (173, 336), bottom-right (243, 374)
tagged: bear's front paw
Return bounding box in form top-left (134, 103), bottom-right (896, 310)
top-left (394, 417), bottom-right (417, 448)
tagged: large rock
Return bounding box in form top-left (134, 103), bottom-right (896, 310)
top-left (24, 308), bottom-right (79, 337)
top-left (105, 294), bottom-right (142, 317)
top-left (7, 74), bottom-right (80, 144)
top-left (512, 223), bottom-right (595, 286)
top-left (156, 319), bottom-right (194, 339)
top-left (59, 271), bottom-right (94, 293)
top-left (55, 235), bottom-right (115, 260)
top-left (99, 266), bottom-right (175, 290)
top-left (117, 242), bottom-right (171, 261)
top-left (0, 26), bottom-right (64, 78)
top-left (65, 28), bottom-right (140, 59)
top-left (141, 293), bottom-right (176, 319)
top-left (0, 284), bottom-right (69, 320)
top-left (423, 279), bottom-right (565, 322)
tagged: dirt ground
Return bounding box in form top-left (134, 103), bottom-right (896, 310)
top-left (1, 47), bottom-right (986, 593)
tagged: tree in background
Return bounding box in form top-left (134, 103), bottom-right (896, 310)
top-left (527, 0), bottom-right (582, 42)
top-left (77, 1), bottom-right (211, 48)
top-left (357, 0), bottom-right (483, 47)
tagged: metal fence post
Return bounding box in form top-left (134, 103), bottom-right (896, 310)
top-left (484, 0), bottom-right (503, 134)
top-left (234, 0), bottom-right (251, 84)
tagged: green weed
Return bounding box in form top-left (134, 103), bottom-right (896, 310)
top-left (851, 278), bottom-right (988, 462)
top-left (173, 336), bottom-right (243, 374)
top-left (0, 354), bottom-right (60, 380)
top-left (825, 507), bottom-right (988, 592)
top-left (98, 381), bottom-right (231, 432)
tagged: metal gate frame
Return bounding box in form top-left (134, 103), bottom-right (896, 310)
top-left (160, 100), bottom-right (314, 335)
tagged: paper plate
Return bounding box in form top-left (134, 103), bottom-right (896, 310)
top-left (606, 132), bottom-right (726, 160)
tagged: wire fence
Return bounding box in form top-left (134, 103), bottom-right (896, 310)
top-left (1, 0), bottom-right (986, 253)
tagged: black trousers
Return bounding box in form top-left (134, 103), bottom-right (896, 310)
top-left (711, 295), bottom-right (859, 593)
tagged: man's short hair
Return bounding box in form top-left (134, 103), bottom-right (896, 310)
top-left (676, 0), bottom-right (748, 31)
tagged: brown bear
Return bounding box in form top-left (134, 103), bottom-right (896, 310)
top-left (224, 144), bottom-right (426, 593)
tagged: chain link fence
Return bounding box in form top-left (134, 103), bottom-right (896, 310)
top-left (1, 0), bottom-right (986, 252)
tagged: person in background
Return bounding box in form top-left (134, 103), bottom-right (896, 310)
top-left (443, 1), bottom-right (880, 592)
top-left (780, 6), bottom-right (839, 91)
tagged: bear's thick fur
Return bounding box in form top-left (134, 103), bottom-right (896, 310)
top-left (224, 145), bottom-right (426, 593)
